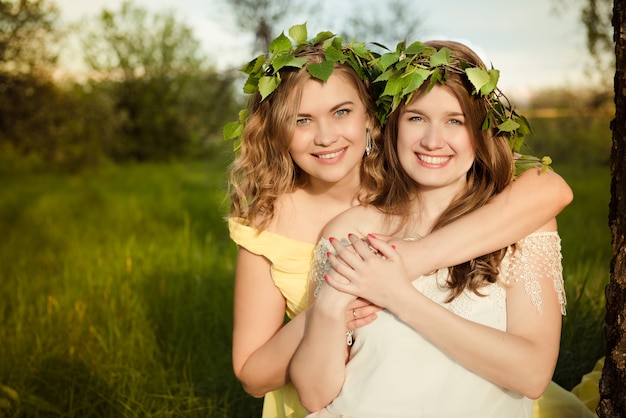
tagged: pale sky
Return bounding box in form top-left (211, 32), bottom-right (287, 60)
top-left (55, 0), bottom-right (590, 100)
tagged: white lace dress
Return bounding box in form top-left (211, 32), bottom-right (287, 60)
top-left (309, 231), bottom-right (567, 418)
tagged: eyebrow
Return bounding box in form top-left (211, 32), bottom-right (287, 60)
top-left (403, 108), bottom-right (465, 117)
top-left (297, 101), bottom-right (355, 117)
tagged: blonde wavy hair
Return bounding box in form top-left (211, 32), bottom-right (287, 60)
top-left (228, 44), bottom-right (384, 230)
top-left (372, 40), bottom-right (515, 300)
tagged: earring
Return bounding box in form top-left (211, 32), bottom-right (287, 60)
top-left (365, 128), bottom-right (372, 156)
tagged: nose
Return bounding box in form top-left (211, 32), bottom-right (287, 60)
top-left (420, 124), bottom-right (445, 150)
top-left (313, 121), bottom-right (339, 146)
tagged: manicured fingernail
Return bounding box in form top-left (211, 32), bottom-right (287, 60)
top-left (323, 274), bottom-right (329, 281)
top-left (329, 237), bottom-right (335, 243)
top-left (368, 233), bottom-right (377, 239)
top-left (326, 252), bottom-right (331, 257)
top-left (348, 233), bottom-right (354, 238)
top-left (391, 245), bottom-right (397, 250)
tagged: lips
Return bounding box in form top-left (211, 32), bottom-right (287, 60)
top-left (314, 148), bottom-right (346, 160)
top-left (417, 154), bottom-right (451, 165)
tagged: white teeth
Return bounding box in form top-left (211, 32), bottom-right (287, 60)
top-left (317, 150), bottom-right (343, 159)
top-left (418, 154), bottom-right (450, 164)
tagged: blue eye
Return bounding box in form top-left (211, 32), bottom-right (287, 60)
top-left (296, 118), bottom-right (310, 125)
top-left (335, 109), bottom-right (350, 117)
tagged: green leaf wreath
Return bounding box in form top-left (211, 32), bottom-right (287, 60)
top-left (224, 23), bottom-right (551, 175)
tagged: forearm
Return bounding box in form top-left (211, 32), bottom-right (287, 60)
top-left (290, 289), bottom-right (349, 412)
top-left (393, 289), bottom-right (557, 398)
top-left (400, 167), bottom-right (573, 277)
top-left (235, 312), bottom-right (306, 397)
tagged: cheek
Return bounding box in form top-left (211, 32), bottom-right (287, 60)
top-left (344, 118), bottom-right (368, 144)
top-left (459, 143), bottom-right (476, 171)
top-left (396, 140), bottom-right (414, 170)
top-left (396, 127), bottom-right (415, 152)
top-left (289, 131), bottom-right (310, 154)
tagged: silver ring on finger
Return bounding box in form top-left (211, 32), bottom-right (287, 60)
top-left (352, 309), bottom-right (357, 319)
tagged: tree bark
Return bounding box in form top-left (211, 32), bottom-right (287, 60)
top-left (598, 1), bottom-right (626, 416)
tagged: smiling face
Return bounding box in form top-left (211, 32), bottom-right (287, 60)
top-left (396, 85), bottom-right (475, 196)
top-left (288, 73), bottom-right (369, 187)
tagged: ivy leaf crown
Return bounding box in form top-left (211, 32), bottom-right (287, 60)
top-left (372, 40), bottom-right (550, 174)
top-left (223, 22), bottom-right (380, 151)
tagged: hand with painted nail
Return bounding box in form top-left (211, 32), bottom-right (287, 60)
top-left (325, 233), bottom-right (414, 310)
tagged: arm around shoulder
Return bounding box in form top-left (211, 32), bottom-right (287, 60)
top-left (395, 166), bottom-right (573, 278)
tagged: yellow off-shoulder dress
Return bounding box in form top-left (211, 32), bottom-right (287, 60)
top-left (229, 217), bottom-right (314, 418)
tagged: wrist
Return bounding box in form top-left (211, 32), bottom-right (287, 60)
top-left (314, 285), bottom-right (351, 320)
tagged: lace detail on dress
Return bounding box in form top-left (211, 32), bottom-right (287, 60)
top-left (448, 289), bottom-right (473, 318)
top-left (311, 238), bottom-right (334, 297)
top-left (490, 284), bottom-right (507, 323)
top-left (418, 271), bottom-right (505, 320)
top-left (505, 232), bottom-right (566, 316)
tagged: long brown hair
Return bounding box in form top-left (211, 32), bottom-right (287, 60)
top-left (372, 40), bottom-right (515, 299)
top-left (228, 44), bottom-right (384, 229)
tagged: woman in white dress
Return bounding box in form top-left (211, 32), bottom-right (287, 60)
top-left (290, 40), bottom-right (570, 418)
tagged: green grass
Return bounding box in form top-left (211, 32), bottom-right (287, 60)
top-left (0, 149), bottom-right (263, 417)
top-left (552, 164), bottom-right (611, 390)
top-left (0, 144), bottom-right (612, 416)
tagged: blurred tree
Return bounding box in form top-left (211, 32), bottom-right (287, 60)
top-left (222, 0), bottom-right (421, 57)
top-left (341, 0), bottom-right (423, 51)
top-left (599, 1), bottom-right (626, 416)
top-left (0, 0), bottom-right (60, 78)
top-left (553, 0), bottom-right (613, 96)
top-left (0, 0), bottom-right (64, 160)
top-left (221, 0), bottom-right (295, 54)
top-left (80, 0), bottom-right (238, 161)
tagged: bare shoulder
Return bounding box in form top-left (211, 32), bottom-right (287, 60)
top-left (323, 205), bottom-right (380, 239)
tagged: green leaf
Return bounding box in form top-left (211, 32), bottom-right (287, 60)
top-left (429, 47), bottom-right (451, 67)
top-left (273, 55), bottom-right (307, 72)
top-left (241, 55), bottom-right (265, 74)
top-left (242, 74), bottom-right (259, 94)
top-left (497, 118), bottom-right (520, 133)
top-left (480, 69), bottom-right (500, 95)
top-left (352, 43), bottom-right (370, 59)
top-left (401, 69), bottom-right (430, 96)
top-left (330, 37), bottom-right (343, 50)
top-left (307, 60), bottom-right (335, 81)
top-left (269, 32), bottom-right (292, 55)
top-left (223, 121), bottom-right (242, 141)
top-left (513, 155), bottom-right (551, 177)
top-left (312, 30), bottom-right (335, 44)
top-left (465, 67), bottom-right (491, 95)
top-left (381, 73), bottom-right (403, 96)
top-left (259, 75), bottom-right (280, 100)
top-left (374, 68), bottom-right (393, 82)
top-left (405, 41), bottom-right (427, 56)
top-left (371, 41), bottom-right (391, 52)
top-left (324, 45), bottom-right (345, 62)
top-left (517, 115), bottom-right (533, 136)
top-left (380, 52), bottom-right (400, 71)
top-left (289, 23), bottom-right (307, 44)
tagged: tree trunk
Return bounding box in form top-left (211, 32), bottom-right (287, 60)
top-left (598, 1), bottom-right (626, 416)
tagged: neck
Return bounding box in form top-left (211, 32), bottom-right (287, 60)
top-left (410, 185), bottom-right (462, 234)
top-left (306, 173), bottom-right (362, 205)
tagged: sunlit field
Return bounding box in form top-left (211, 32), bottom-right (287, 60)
top-left (0, 113), bottom-right (613, 416)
